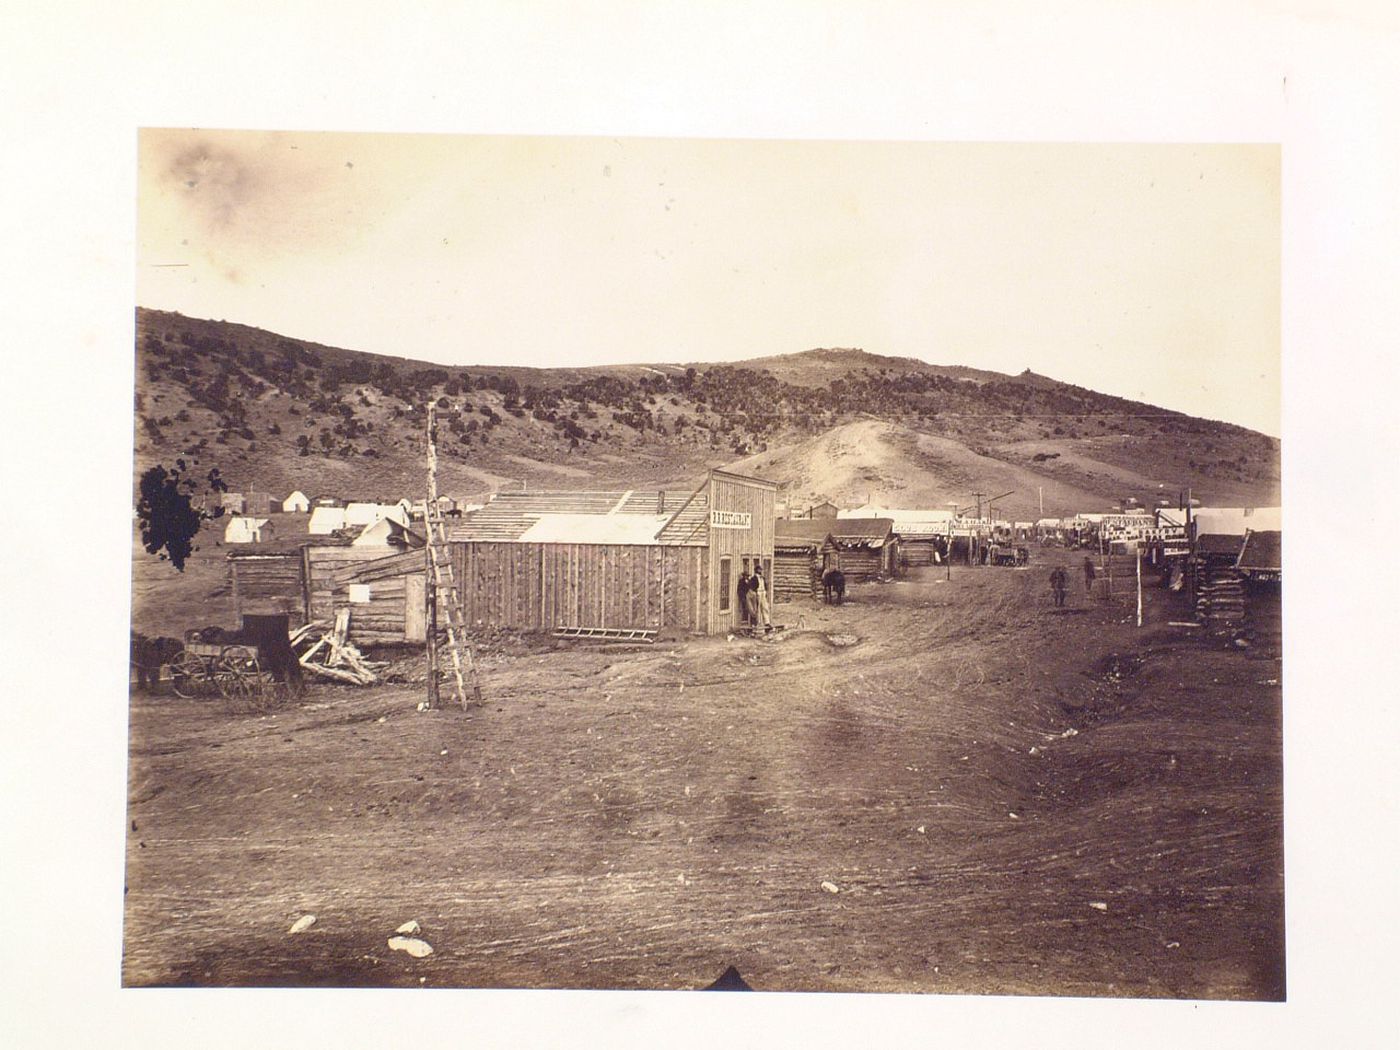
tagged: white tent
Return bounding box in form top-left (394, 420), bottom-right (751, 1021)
top-left (224, 516), bottom-right (272, 544)
top-left (352, 517), bottom-right (425, 548)
top-left (282, 490), bottom-right (310, 513)
top-left (308, 506), bottom-right (348, 535)
top-left (344, 502), bottom-right (383, 527)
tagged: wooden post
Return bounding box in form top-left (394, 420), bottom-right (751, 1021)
top-left (425, 572), bottom-right (440, 709)
top-left (1135, 544), bottom-right (1143, 627)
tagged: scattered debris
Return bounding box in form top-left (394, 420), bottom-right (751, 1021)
top-left (387, 936), bottom-right (433, 958)
top-left (1089, 901), bottom-right (1108, 911)
top-left (395, 920), bottom-right (421, 935)
top-left (1008, 812), bottom-right (1020, 820)
top-left (1166, 941), bottom-right (1180, 949)
top-left (288, 915), bottom-right (316, 934)
top-left (292, 612), bottom-right (390, 686)
top-left (916, 825), bottom-right (926, 834)
top-left (821, 880), bottom-right (841, 894)
top-left (826, 634), bottom-right (859, 648)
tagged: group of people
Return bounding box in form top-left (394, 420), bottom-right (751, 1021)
top-left (737, 564), bottom-right (773, 633)
top-left (1049, 556), bottom-right (1100, 608)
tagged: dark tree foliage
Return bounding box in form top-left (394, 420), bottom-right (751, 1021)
top-left (136, 461), bottom-right (227, 572)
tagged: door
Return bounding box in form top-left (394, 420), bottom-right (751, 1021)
top-left (404, 574), bottom-right (427, 643)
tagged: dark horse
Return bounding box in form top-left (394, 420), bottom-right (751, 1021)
top-left (130, 631), bottom-right (183, 692)
top-left (822, 568), bottom-right (846, 605)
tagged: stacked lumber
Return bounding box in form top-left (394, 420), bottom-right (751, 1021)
top-left (291, 610), bottom-right (390, 686)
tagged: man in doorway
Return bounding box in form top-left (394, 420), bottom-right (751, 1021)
top-left (753, 565), bottom-right (773, 632)
top-left (737, 565), bottom-right (753, 630)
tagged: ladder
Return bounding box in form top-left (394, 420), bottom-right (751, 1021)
top-left (424, 402), bottom-right (481, 708)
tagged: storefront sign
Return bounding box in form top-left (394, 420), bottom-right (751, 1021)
top-left (710, 510), bottom-right (752, 529)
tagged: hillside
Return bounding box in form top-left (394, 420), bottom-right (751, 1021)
top-left (132, 308), bottom-right (1280, 520)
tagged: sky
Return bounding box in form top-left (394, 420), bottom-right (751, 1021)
top-left (137, 131), bottom-right (1280, 436)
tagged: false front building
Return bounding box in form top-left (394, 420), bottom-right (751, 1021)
top-left (448, 469), bottom-right (777, 636)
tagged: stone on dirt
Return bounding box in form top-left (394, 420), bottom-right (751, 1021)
top-left (1089, 902), bottom-right (1108, 911)
top-left (396, 920), bottom-right (421, 935)
top-left (388, 936), bottom-right (434, 958)
top-left (288, 915), bottom-right (316, 934)
top-left (821, 881), bottom-right (840, 894)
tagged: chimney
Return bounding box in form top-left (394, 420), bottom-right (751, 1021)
top-left (657, 490), bottom-right (666, 513)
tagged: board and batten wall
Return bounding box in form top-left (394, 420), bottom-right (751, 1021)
top-left (705, 472), bottom-right (778, 634)
top-left (452, 541), bottom-right (708, 633)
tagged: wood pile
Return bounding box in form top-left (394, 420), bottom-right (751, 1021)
top-left (290, 610), bottom-right (389, 686)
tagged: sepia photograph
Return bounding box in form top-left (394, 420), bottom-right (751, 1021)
top-left (8, 4), bottom-right (1399, 1046)
top-left (125, 130), bottom-right (1283, 998)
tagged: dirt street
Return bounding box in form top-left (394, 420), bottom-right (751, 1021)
top-left (122, 549), bottom-right (1283, 998)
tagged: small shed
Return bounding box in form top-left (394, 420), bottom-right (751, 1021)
top-left (244, 491), bottom-right (273, 516)
top-left (220, 492), bottom-right (246, 515)
top-left (807, 500), bottom-right (839, 520)
top-left (772, 526), bottom-right (830, 601)
top-left (282, 490), bottom-right (310, 514)
top-left (224, 516), bottom-right (274, 544)
top-left (776, 517), bottom-right (898, 587)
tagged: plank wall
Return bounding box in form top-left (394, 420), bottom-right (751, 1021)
top-left (452, 542), bottom-right (708, 633)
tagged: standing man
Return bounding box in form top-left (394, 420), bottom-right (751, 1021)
top-left (1083, 555), bottom-right (1097, 595)
top-left (753, 565), bottom-right (773, 633)
top-left (1050, 566), bottom-right (1067, 608)
top-left (737, 565), bottom-right (753, 630)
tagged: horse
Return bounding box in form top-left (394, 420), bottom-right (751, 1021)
top-left (130, 631), bottom-right (183, 692)
top-left (821, 568), bottom-right (846, 605)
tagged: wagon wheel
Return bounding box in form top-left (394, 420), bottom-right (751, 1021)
top-left (170, 651), bottom-right (207, 699)
top-left (215, 645), bottom-right (256, 704)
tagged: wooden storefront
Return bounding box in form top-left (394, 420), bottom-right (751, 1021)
top-left (448, 469), bottom-right (776, 636)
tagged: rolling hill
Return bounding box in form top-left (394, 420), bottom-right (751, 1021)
top-left (132, 308), bottom-right (1280, 521)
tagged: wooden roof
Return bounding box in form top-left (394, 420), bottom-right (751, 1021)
top-left (1197, 533), bottom-right (1246, 557)
top-left (777, 517), bottom-right (894, 549)
top-left (1236, 530), bottom-right (1282, 573)
top-left (449, 489), bottom-right (710, 545)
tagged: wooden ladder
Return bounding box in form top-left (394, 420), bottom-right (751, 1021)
top-left (425, 403), bottom-right (482, 709)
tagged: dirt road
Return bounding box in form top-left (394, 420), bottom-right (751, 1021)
top-left (123, 550), bottom-right (1283, 998)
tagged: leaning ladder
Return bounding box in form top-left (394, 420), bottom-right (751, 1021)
top-left (425, 403), bottom-right (482, 708)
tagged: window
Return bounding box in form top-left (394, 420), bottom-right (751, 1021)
top-left (719, 556), bottom-right (732, 612)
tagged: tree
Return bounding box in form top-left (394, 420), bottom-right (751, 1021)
top-left (136, 461), bottom-right (227, 572)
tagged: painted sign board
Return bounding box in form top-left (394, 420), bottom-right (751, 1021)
top-left (710, 510), bottom-right (752, 529)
